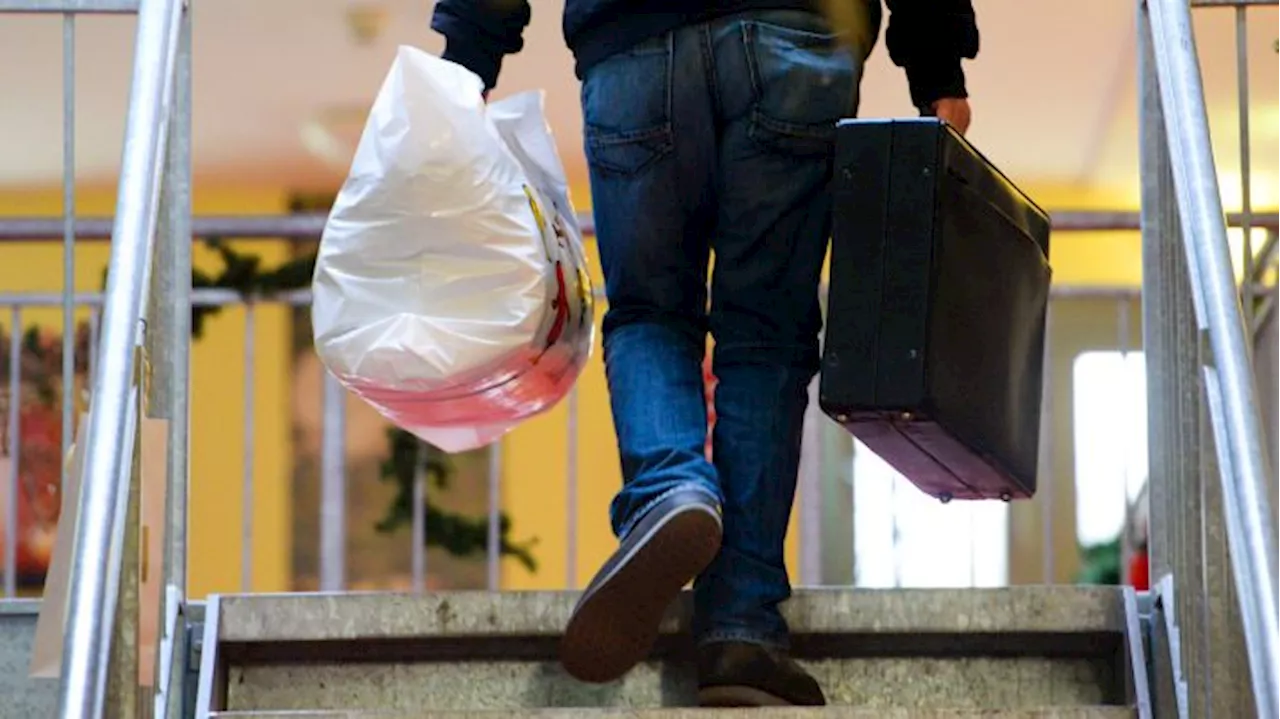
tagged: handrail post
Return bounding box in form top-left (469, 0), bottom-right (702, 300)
top-left (55, 0), bottom-right (186, 715)
top-left (151, 0), bottom-right (192, 660)
top-left (105, 368), bottom-right (144, 717)
top-left (1138, 9), bottom-right (1213, 714)
top-left (1143, 0), bottom-right (1280, 715)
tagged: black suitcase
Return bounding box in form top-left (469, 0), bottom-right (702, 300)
top-left (818, 118), bottom-right (1052, 502)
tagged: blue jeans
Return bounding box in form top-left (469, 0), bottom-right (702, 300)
top-left (582, 10), bottom-right (863, 649)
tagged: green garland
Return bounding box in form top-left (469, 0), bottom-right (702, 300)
top-left (0, 322), bottom-right (90, 406)
top-left (1075, 536), bottom-right (1122, 585)
top-left (375, 426), bottom-right (537, 571)
top-left (189, 238), bottom-right (318, 337)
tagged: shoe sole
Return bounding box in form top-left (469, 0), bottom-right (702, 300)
top-left (698, 685), bottom-right (796, 707)
top-left (559, 506), bottom-right (721, 683)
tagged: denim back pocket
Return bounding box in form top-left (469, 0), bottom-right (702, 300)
top-left (744, 16), bottom-right (860, 156)
top-left (580, 35), bottom-right (675, 177)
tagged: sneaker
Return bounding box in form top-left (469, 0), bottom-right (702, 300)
top-left (697, 641), bottom-right (826, 707)
top-left (559, 489), bottom-right (722, 683)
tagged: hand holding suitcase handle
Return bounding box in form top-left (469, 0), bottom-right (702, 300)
top-left (925, 97), bottom-right (971, 136)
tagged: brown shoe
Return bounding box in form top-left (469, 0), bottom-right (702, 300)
top-left (559, 490), bottom-right (722, 683)
top-left (697, 641), bottom-right (826, 707)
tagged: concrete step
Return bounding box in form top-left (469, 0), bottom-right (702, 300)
top-left (198, 587), bottom-right (1144, 715)
top-left (210, 709), bottom-right (1137, 719)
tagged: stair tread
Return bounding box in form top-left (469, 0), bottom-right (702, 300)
top-left (214, 586), bottom-right (1126, 644)
top-left (225, 655), bottom-right (1124, 711)
top-left (210, 707), bottom-right (1136, 718)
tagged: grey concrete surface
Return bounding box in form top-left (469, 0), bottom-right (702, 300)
top-left (216, 587), bottom-right (1126, 643)
top-left (0, 599), bottom-right (59, 719)
top-left (223, 656), bottom-right (1121, 712)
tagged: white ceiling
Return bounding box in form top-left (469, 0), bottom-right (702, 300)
top-left (0, 0), bottom-right (1275, 208)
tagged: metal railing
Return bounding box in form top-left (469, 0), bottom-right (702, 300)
top-left (0, 0), bottom-right (192, 717)
top-left (2, 211), bottom-right (1273, 599)
top-left (1141, 0), bottom-right (1278, 716)
top-left (0, 281), bottom-right (1138, 591)
top-left (0, 241), bottom-right (1269, 598)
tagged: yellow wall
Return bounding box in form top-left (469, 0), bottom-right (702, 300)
top-left (1034, 185), bottom-right (1144, 287)
top-left (0, 185), bottom-right (293, 599)
top-left (0, 177), bottom-right (1186, 596)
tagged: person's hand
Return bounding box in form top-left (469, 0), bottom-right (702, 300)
top-left (931, 97), bottom-right (971, 136)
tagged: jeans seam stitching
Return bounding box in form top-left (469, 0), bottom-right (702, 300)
top-left (697, 629), bottom-right (790, 650)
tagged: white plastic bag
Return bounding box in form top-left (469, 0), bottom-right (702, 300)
top-left (312, 46), bottom-right (595, 453)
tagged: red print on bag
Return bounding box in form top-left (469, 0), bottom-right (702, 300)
top-left (546, 261), bottom-right (570, 349)
top-left (703, 355), bottom-right (716, 460)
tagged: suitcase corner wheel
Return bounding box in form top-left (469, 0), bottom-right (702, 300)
top-left (819, 117), bottom-right (1052, 504)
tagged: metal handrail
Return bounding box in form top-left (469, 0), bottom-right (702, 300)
top-left (0, 210), bottom-right (1276, 240)
top-left (1144, 0), bottom-right (1278, 714)
top-left (54, 0), bottom-right (185, 716)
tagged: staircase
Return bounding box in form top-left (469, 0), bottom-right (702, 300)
top-left (194, 587), bottom-right (1146, 718)
top-left (0, 0), bottom-right (1274, 716)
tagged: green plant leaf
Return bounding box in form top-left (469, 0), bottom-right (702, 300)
top-left (373, 429), bottom-right (538, 573)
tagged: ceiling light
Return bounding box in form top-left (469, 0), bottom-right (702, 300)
top-left (346, 2), bottom-right (389, 46)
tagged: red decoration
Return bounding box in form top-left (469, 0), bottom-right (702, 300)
top-left (0, 326), bottom-right (84, 587)
top-left (0, 403), bottom-right (63, 580)
top-left (1128, 549), bottom-right (1150, 591)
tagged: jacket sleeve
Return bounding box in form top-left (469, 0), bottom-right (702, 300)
top-left (430, 0), bottom-right (532, 91)
top-left (883, 0), bottom-right (979, 112)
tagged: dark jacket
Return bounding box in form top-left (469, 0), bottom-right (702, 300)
top-left (431, 0), bottom-right (978, 112)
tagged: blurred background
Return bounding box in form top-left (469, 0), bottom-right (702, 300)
top-left (0, 0), bottom-right (1275, 600)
